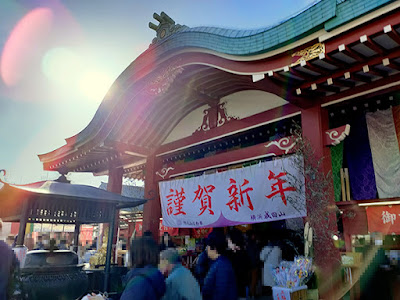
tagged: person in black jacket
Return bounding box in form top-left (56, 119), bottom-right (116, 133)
top-left (226, 228), bottom-right (251, 299)
top-left (202, 231), bottom-right (237, 300)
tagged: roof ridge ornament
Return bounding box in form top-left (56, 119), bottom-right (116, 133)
top-left (149, 12), bottom-right (187, 44)
top-left (0, 169), bottom-right (7, 184)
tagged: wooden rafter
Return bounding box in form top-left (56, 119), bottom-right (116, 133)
top-left (317, 84), bottom-right (341, 94)
top-left (384, 25), bottom-right (400, 45)
top-left (300, 60), bottom-right (330, 75)
top-left (352, 72), bottom-right (373, 83)
top-left (362, 65), bottom-right (387, 77)
top-left (319, 52), bottom-right (349, 69)
top-left (323, 71), bottom-right (400, 105)
top-left (332, 78), bottom-right (356, 88)
top-left (296, 47), bottom-right (400, 91)
top-left (288, 67), bottom-right (315, 81)
top-left (338, 44), bottom-right (366, 62)
top-left (360, 35), bottom-right (387, 55)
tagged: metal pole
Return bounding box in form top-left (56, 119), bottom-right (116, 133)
top-left (73, 222), bottom-right (81, 253)
top-left (104, 206), bottom-right (116, 293)
top-left (16, 200), bottom-right (29, 246)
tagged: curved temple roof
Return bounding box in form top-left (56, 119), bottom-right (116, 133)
top-left (148, 0), bottom-right (394, 56)
top-left (151, 0), bottom-right (336, 56)
top-left (38, 0), bottom-right (399, 176)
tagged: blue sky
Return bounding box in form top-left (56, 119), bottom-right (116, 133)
top-left (0, 0), bottom-right (316, 186)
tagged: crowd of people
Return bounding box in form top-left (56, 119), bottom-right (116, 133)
top-left (120, 227), bottom-right (282, 300)
top-left (0, 217), bottom-right (284, 300)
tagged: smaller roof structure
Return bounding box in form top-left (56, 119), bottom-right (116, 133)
top-left (99, 182), bottom-right (144, 210)
top-left (0, 177), bottom-right (146, 224)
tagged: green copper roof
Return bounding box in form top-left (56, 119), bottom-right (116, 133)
top-left (325, 0), bottom-right (397, 31)
top-left (151, 0), bottom-right (395, 57)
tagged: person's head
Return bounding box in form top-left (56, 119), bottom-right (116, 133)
top-left (163, 232), bottom-right (170, 244)
top-left (43, 235), bottom-right (50, 247)
top-left (227, 228), bottom-right (244, 251)
top-left (6, 235), bottom-right (14, 246)
top-left (37, 235), bottom-right (43, 242)
top-left (247, 230), bottom-right (256, 241)
top-left (195, 241), bottom-right (204, 253)
top-left (206, 230), bottom-right (227, 260)
top-left (159, 248), bottom-right (180, 275)
top-left (130, 236), bottom-right (160, 268)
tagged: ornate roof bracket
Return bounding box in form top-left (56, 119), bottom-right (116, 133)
top-left (149, 12), bottom-right (187, 44)
top-left (325, 124), bottom-right (350, 146)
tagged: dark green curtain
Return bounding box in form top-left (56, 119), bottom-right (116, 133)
top-left (330, 143), bottom-right (344, 202)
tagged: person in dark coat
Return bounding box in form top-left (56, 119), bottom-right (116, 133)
top-left (194, 249), bottom-right (213, 288)
top-left (0, 219), bottom-right (18, 300)
top-left (202, 231), bottom-right (237, 300)
top-left (121, 235), bottom-right (166, 300)
top-left (159, 232), bottom-right (175, 251)
top-left (226, 228), bottom-right (251, 298)
top-left (246, 230), bottom-right (262, 298)
top-left (34, 235), bottom-right (44, 250)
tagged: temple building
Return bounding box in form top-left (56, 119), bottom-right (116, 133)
top-left (39, 0), bottom-right (400, 297)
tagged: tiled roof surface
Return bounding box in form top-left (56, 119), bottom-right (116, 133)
top-left (325, 0), bottom-right (396, 31)
top-left (153, 0), bottom-right (394, 56)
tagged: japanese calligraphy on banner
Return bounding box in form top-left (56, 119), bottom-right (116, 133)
top-left (159, 156), bottom-right (306, 228)
top-left (366, 205), bottom-right (400, 234)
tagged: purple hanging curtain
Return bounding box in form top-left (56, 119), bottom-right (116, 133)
top-left (345, 113), bottom-right (377, 200)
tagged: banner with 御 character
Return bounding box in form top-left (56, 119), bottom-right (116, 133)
top-left (366, 205), bottom-right (400, 234)
top-left (159, 156), bottom-right (306, 228)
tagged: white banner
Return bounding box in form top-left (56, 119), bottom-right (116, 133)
top-left (159, 156), bottom-right (306, 228)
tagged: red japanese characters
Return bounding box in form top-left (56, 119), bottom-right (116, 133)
top-left (266, 171), bottom-right (296, 206)
top-left (166, 188), bottom-right (187, 215)
top-left (226, 178), bottom-right (254, 212)
top-left (193, 184), bottom-right (216, 215)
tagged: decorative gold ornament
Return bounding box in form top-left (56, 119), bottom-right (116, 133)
top-left (291, 43), bottom-right (325, 66)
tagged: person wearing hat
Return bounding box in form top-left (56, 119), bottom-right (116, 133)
top-left (159, 248), bottom-right (201, 300)
top-left (202, 231), bottom-right (237, 300)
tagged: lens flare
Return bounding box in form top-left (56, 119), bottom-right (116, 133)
top-left (78, 70), bottom-right (114, 102)
top-left (42, 47), bottom-right (80, 85)
top-left (1, 7), bottom-right (53, 86)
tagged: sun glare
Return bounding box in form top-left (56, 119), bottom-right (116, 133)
top-left (42, 47), bottom-right (114, 103)
top-left (42, 47), bottom-right (80, 85)
top-left (78, 70), bottom-right (114, 102)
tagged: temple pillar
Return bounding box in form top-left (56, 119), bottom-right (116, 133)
top-left (106, 166), bottom-right (123, 262)
top-left (302, 104), bottom-right (340, 299)
top-left (142, 155), bottom-right (161, 242)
